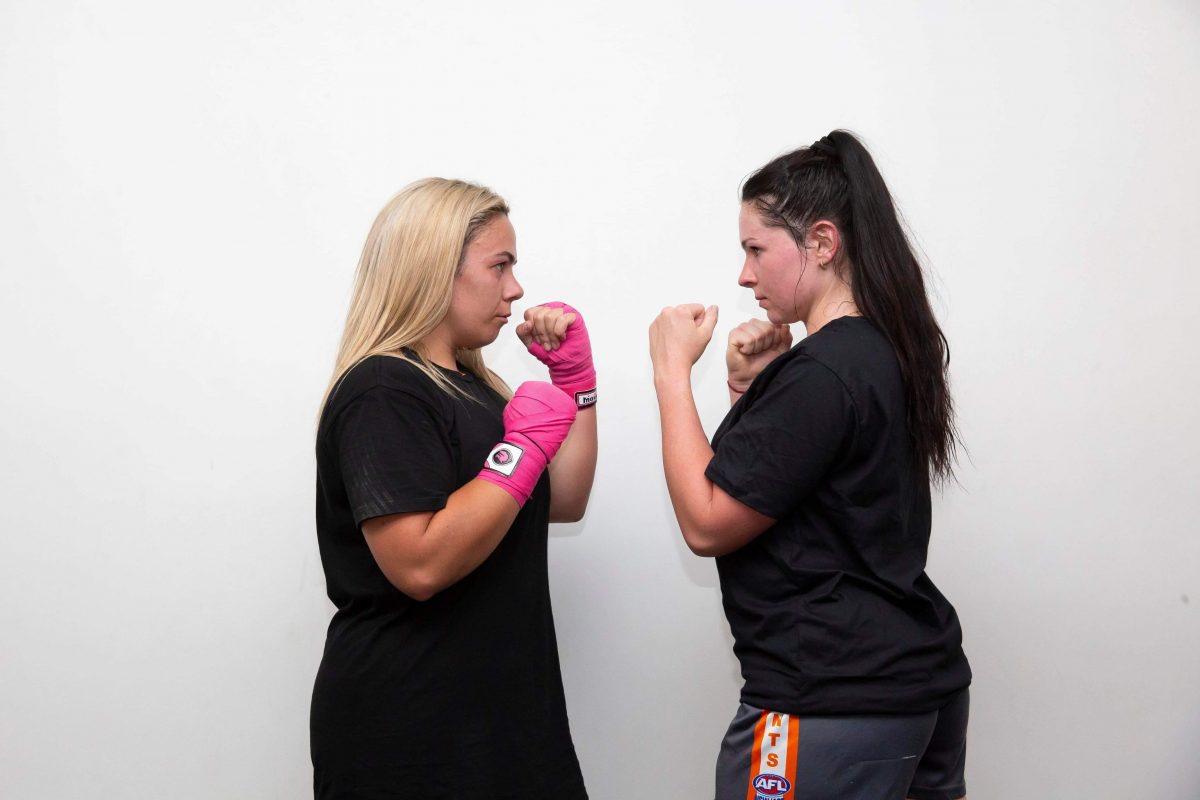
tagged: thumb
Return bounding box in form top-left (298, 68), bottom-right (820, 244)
top-left (698, 305), bottom-right (719, 337)
top-left (515, 322), bottom-right (534, 347)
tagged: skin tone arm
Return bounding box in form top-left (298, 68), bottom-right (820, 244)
top-left (356, 218), bottom-right (594, 601)
top-left (651, 211), bottom-right (856, 557)
top-left (362, 397), bottom-right (589, 599)
top-left (547, 406), bottom-right (596, 522)
top-left (362, 304), bottom-right (597, 600)
top-left (362, 481), bottom-right (521, 602)
top-left (726, 319), bottom-right (792, 404)
top-left (361, 383), bottom-right (581, 601)
top-left (517, 304), bottom-right (598, 523)
top-left (649, 304), bottom-right (777, 557)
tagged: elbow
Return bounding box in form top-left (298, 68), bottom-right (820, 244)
top-left (551, 503), bottom-right (587, 524)
top-left (549, 494), bottom-right (590, 524)
top-left (385, 567), bottom-right (444, 603)
top-left (685, 540), bottom-right (724, 558)
top-left (680, 522), bottom-right (724, 558)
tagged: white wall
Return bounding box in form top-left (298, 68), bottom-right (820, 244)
top-left (2, 1), bottom-right (1197, 797)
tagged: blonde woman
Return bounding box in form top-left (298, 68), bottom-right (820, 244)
top-left (311, 179), bottom-right (596, 798)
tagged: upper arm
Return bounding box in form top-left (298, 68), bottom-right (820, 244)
top-left (686, 481), bottom-right (776, 557)
top-left (361, 511), bottom-right (437, 599)
top-left (705, 356), bottom-right (854, 521)
top-left (335, 386), bottom-right (455, 525)
top-left (332, 387), bottom-right (455, 595)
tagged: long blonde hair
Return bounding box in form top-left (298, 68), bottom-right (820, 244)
top-left (320, 178), bottom-right (513, 416)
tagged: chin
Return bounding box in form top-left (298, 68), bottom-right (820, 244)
top-left (467, 330), bottom-right (501, 350)
top-left (767, 307), bottom-right (802, 326)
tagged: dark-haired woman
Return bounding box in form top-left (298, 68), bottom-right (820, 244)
top-left (649, 130), bottom-right (971, 800)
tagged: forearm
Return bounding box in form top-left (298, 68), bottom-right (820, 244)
top-left (365, 479), bottom-right (520, 600)
top-left (649, 306), bottom-right (777, 557)
top-left (423, 480), bottom-right (523, 583)
top-left (654, 374), bottom-right (719, 551)
top-left (548, 406), bottom-right (597, 522)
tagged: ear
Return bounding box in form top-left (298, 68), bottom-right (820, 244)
top-left (806, 220), bottom-right (841, 268)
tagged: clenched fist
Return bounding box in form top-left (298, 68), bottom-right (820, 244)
top-left (649, 304), bottom-right (719, 383)
top-left (726, 319), bottom-right (792, 393)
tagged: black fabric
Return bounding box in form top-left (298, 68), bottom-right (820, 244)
top-left (311, 355), bottom-right (586, 799)
top-left (706, 316), bottom-right (971, 715)
top-left (908, 687), bottom-right (970, 800)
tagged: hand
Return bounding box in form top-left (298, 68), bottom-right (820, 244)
top-left (515, 303), bottom-right (576, 353)
top-left (478, 382), bottom-right (578, 506)
top-left (726, 319), bottom-right (792, 392)
top-left (649, 304), bottom-right (719, 383)
top-left (516, 302), bottom-right (596, 408)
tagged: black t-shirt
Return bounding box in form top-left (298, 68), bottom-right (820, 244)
top-left (310, 354), bottom-right (586, 800)
top-left (706, 316), bottom-right (971, 715)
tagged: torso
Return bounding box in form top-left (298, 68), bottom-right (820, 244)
top-left (311, 355), bottom-right (586, 799)
top-left (709, 317), bottom-right (971, 715)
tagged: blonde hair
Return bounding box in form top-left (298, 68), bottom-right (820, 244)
top-left (320, 178), bottom-right (513, 416)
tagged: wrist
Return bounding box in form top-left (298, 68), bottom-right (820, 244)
top-left (477, 433), bottom-right (550, 506)
top-left (654, 370), bottom-right (692, 393)
top-left (726, 369), bottom-right (755, 391)
top-left (549, 363), bottom-right (597, 409)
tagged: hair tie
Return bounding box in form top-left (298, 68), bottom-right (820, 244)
top-left (812, 135), bottom-right (838, 157)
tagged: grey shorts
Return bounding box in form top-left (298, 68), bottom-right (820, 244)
top-left (714, 688), bottom-right (968, 800)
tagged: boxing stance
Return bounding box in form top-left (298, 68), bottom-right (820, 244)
top-left (650, 131), bottom-right (971, 800)
top-left (311, 179), bottom-right (596, 799)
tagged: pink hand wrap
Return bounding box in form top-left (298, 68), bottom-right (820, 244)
top-left (526, 301), bottom-right (597, 409)
top-left (478, 382), bottom-right (577, 507)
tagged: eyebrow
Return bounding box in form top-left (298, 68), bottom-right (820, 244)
top-left (494, 251), bottom-right (517, 264)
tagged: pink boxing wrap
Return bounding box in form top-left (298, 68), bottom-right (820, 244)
top-left (525, 301), bottom-right (597, 409)
top-left (477, 381), bottom-right (577, 506)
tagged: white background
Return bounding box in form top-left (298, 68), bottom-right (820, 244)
top-left (2, 1), bottom-right (1198, 797)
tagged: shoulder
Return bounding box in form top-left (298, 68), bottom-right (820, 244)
top-left (797, 316), bottom-right (890, 363)
top-left (792, 316), bottom-right (900, 387)
top-left (737, 345), bottom-right (854, 430)
top-left (764, 345), bottom-right (851, 402)
top-left (321, 355), bottom-right (451, 431)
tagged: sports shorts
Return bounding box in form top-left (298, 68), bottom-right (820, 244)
top-left (714, 687), bottom-right (968, 800)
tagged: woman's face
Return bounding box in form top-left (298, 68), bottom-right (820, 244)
top-left (737, 202), bottom-right (816, 325)
top-left (445, 214), bottom-right (524, 350)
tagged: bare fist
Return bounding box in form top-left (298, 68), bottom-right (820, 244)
top-left (516, 305), bottom-right (577, 352)
top-left (649, 304), bottom-right (719, 381)
top-left (726, 319), bottom-right (792, 392)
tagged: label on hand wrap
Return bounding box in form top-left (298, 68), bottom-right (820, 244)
top-left (483, 442), bottom-right (525, 477)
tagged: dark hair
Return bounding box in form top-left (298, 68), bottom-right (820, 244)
top-left (741, 130), bottom-right (960, 485)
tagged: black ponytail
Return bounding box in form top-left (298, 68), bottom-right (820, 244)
top-left (742, 130), bottom-right (960, 485)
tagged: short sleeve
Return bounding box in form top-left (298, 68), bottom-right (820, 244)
top-left (705, 355), bottom-right (854, 519)
top-left (330, 386), bottom-right (457, 525)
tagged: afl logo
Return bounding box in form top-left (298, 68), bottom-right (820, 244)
top-left (752, 773), bottom-right (791, 797)
top-left (492, 449), bottom-right (512, 465)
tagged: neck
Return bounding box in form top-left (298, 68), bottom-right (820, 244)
top-left (803, 283), bottom-right (859, 335)
top-left (416, 326), bottom-right (459, 371)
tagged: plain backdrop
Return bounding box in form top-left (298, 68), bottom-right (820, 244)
top-left (2, 1), bottom-right (1198, 797)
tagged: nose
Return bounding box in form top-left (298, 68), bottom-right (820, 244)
top-left (503, 271), bottom-right (524, 302)
top-left (738, 257), bottom-right (756, 288)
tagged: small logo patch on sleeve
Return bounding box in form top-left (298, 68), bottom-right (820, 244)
top-left (484, 442), bottom-right (524, 477)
